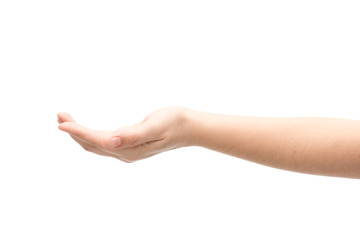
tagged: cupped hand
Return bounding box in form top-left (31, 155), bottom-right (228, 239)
top-left (57, 106), bottom-right (189, 162)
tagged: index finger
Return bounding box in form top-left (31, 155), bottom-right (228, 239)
top-left (58, 122), bottom-right (112, 149)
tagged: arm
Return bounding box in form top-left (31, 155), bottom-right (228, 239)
top-left (58, 106), bottom-right (360, 179)
top-left (184, 109), bottom-right (360, 178)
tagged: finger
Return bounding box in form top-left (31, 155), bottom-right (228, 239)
top-left (70, 134), bottom-right (107, 154)
top-left (57, 114), bottom-right (131, 162)
top-left (57, 112), bottom-right (76, 123)
top-left (58, 121), bottom-right (115, 150)
top-left (59, 120), bottom-right (162, 151)
top-left (61, 123), bottom-right (158, 150)
top-left (66, 134), bottom-right (131, 162)
top-left (57, 113), bottom-right (100, 147)
top-left (70, 134), bottom-right (130, 161)
top-left (59, 121), bottom-right (104, 143)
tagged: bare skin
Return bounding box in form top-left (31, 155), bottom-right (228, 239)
top-left (58, 106), bottom-right (360, 179)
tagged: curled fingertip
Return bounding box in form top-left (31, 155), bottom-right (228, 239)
top-left (58, 123), bottom-right (66, 131)
top-left (57, 112), bottom-right (67, 118)
top-left (58, 124), bottom-right (64, 131)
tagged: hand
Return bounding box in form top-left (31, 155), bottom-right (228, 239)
top-left (57, 106), bottom-right (189, 163)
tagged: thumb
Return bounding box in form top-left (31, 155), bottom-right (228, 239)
top-left (108, 124), bottom-right (155, 149)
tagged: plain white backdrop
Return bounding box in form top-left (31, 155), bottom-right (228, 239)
top-left (1, 0), bottom-right (359, 239)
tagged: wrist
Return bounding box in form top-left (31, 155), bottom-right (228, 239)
top-left (181, 107), bottom-right (205, 147)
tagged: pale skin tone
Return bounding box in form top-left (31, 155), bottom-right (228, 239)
top-left (58, 106), bottom-right (360, 179)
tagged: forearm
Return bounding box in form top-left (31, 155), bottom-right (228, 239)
top-left (184, 108), bottom-right (360, 178)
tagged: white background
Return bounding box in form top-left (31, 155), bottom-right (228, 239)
top-left (1, 0), bottom-right (359, 239)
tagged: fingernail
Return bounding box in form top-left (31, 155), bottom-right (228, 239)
top-left (110, 137), bottom-right (122, 148)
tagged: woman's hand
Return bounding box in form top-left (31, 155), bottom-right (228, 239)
top-left (58, 105), bottom-right (360, 178)
top-left (57, 106), bottom-right (190, 163)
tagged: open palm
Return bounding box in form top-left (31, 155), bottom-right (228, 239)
top-left (57, 106), bottom-right (189, 162)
